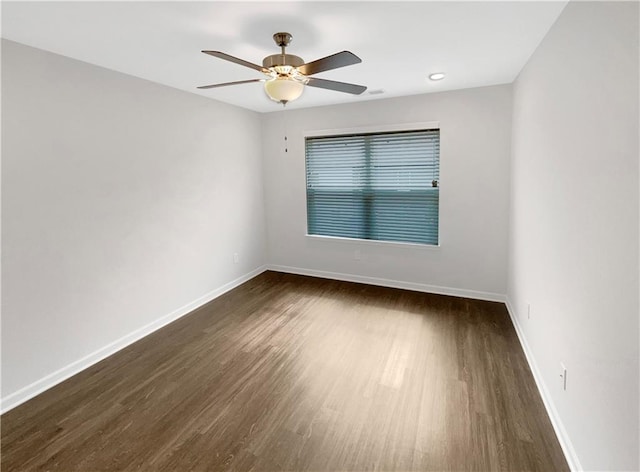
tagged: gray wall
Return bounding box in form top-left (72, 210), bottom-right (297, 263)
top-left (1, 40), bottom-right (267, 407)
top-left (262, 85), bottom-right (513, 299)
top-left (508, 2), bottom-right (639, 470)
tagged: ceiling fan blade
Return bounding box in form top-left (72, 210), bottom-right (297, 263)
top-left (306, 77), bottom-right (367, 95)
top-left (297, 51), bottom-right (362, 76)
top-left (202, 51), bottom-right (266, 72)
top-left (197, 79), bottom-right (263, 90)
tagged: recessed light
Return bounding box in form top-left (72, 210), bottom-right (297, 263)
top-left (428, 72), bottom-right (446, 81)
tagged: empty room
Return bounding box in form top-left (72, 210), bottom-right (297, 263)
top-left (1, 1), bottom-right (638, 471)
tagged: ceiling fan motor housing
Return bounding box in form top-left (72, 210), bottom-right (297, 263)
top-left (262, 54), bottom-right (304, 69)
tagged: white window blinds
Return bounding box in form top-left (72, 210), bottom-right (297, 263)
top-left (305, 129), bottom-right (440, 245)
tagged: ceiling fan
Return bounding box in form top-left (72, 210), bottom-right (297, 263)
top-left (198, 32), bottom-right (367, 105)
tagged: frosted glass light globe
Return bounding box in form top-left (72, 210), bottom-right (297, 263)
top-left (264, 77), bottom-right (304, 104)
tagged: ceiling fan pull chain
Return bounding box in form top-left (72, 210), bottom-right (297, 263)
top-left (283, 112), bottom-right (288, 153)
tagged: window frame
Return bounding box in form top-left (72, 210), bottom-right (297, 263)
top-left (303, 122), bottom-right (441, 248)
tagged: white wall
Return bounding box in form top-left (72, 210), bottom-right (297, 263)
top-left (262, 85), bottom-right (512, 299)
top-left (508, 2), bottom-right (639, 471)
top-left (1, 40), bottom-right (267, 408)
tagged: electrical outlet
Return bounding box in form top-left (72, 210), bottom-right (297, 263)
top-left (560, 363), bottom-right (567, 391)
top-left (233, 253), bottom-right (239, 264)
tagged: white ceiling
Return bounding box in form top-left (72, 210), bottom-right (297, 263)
top-left (2, 1), bottom-right (567, 113)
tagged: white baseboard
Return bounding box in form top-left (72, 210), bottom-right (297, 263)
top-left (0, 265), bottom-right (267, 414)
top-left (505, 299), bottom-right (582, 472)
top-left (267, 264), bottom-right (506, 303)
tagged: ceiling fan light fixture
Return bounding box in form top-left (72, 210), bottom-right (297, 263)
top-left (264, 77), bottom-right (305, 104)
top-left (199, 32), bottom-right (366, 105)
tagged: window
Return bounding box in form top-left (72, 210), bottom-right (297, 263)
top-left (305, 128), bottom-right (440, 245)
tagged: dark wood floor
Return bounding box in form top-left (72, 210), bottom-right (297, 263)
top-left (1, 272), bottom-right (568, 471)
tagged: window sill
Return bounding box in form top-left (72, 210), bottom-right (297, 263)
top-left (305, 234), bottom-right (441, 250)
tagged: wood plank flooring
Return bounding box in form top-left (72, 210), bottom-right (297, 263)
top-left (1, 272), bottom-right (569, 471)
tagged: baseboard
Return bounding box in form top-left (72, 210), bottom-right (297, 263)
top-left (0, 265), bottom-right (268, 414)
top-left (267, 264), bottom-right (506, 303)
top-left (505, 299), bottom-right (582, 472)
